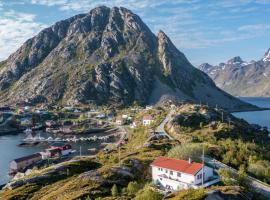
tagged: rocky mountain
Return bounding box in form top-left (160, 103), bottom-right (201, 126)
top-left (199, 49), bottom-right (270, 97)
top-left (0, 6), bottom-right (254, 110)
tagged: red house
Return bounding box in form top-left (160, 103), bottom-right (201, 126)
top-left (49, 143), bottom-right (72, 156)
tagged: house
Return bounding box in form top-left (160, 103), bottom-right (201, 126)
top-left (143, 115), bottom-right (154, 126)
top-left (44, 148), bottom-right (62, 158)
top-left (151, 157), bottom-right (219, 191)
top-left (145, 105), bottom-right (153, 110)
top-left (10, 153), bottom-right (42, 173)
top-left (116, 117), bottom-right (125, 125)
top-left (49, 142), bottom-right (72, 156)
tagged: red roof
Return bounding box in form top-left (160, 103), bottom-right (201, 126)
top-left (143, 115), bottom-right (153, 120)
top-left (151, 157), bottom-right (203, 175)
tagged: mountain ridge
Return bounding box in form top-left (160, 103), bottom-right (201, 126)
top-left (199, 49), bottom-right (270, 97)
top-left (0, 6), bottom-right (254, 111)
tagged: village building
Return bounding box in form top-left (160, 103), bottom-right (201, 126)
top-left (115, 116), bottom-right (125, 125)
top-left (145, 105), bottom-right (153, 110)
top-left (151, 157), bottom-right (219, 191)
top-left (10, 153), bottom-right (42, 173)
top-left (43, 148), bottom-right (62, 158)
top-left (143, 115), bottom-right (154, 126)
top-left (49, 143), bottom-right (72, 156)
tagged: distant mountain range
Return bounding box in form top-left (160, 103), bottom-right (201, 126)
top-left (0, 6), bottom-right (254, 111)
top-left (199, 49), bottom-right (270, 97)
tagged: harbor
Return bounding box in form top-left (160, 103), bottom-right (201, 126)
top-left (0, 129), bottom-right (121, 185)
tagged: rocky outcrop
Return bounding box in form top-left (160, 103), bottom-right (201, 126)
top-left (199, 50), bottom-right (270, 97)
top-left (0, 6), bottom-right (254, 111)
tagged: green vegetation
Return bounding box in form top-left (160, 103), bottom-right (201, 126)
top-left (111, 184), bottom-right (118, 197)
top-left (134, 185), bottom-right (163, 200)
top-left (166, 104), bottom-right (270, 184)
top-left (127, 181), bottom-right (140, 196)
top-left (167, 143), bottom-right (204, 162)
top-left (166, 189), bottom-right (206, 200)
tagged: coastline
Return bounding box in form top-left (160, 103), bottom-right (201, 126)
top-left (230, 107), bottom-right (270, 113)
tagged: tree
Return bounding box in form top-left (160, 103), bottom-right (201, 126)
top-left (127, 181), bottom-right (140, 196)
top-left (167, 143), bottom-right (205, 162)
top-left (237, 165), bottom-right (251, 189)
top-left (111, 184), bottom-right (118, 197)
top-left (85, 195), bottom-right (91, 200)
top-left (218, 168), bottom-right (235, 186)
top-left (135, 185), bottom-right (163, 200)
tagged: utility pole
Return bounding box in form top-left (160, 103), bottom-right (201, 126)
top-left (202, 147), bottom-right (205, 187)
top-left (118, 146), bottom-right (121, 167)
top-left (80, 146), bottom-right (82, 157)
top-left (221, 112), bottom-right (224, 123)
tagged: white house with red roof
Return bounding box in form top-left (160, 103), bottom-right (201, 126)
top-left (143, 115), bottom-right (154, 126)
top-left (151, 157), bottom-right (219, 191)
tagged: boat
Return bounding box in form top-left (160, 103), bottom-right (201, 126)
top-left (88, 148), bottom-right (97, 152)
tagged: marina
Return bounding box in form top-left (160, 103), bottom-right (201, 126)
top-left (0, 129), bottom-right (121, 185)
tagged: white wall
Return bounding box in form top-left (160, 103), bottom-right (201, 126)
top-left (143, 120), bottom-right (153, 126)
top-left (62, 149), bottom-right (72, 156)
top-left (152, 165), bottom-right (214, 190)
top-left (152, 166), bottom-right (195, 190)
top-left (194, 166), bottom-right (214, 185)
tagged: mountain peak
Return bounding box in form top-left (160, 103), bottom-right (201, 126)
top-left (198, 63), bottom-right (213, 72)
top-left (263, 48), bottom-right (270, 62)
top-left (0, 6), bottom-right (252, 111)
top-left (227, 56), bottom-right (243, 64)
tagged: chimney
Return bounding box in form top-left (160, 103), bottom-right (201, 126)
top-left (188, 158), bottom-right (191, 164)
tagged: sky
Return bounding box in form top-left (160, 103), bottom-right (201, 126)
top-left (0, 0), bottom-right (270, 65)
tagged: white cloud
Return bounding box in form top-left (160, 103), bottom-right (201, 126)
top-left (238, 24), bottom-right (270, 31)
top-left (30, 0), bottom-right (68, 7)
top-left (0, 10), bottom-right (47, 61)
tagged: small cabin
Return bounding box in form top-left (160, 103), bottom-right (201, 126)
top-left (10, 153), bottom-right (42, 173)
top-left (143, 115), bottom-right (154, 126)
top-left (49, 143), bottom-right (72, 156)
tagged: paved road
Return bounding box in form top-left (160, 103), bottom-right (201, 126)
top-left (155, 109), bottom-right (174, 140)
top-left (204, 156), bottom-right (270, 199)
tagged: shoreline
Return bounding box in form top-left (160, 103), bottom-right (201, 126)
top-left (230, 107), bottom-right (270, 113)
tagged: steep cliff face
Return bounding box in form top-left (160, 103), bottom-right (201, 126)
top-left (199, 51), bottom-right (270, 97)
top-left (0, 6), bottom-right (254, 110)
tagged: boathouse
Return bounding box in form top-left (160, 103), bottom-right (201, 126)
top-left (10, 153), bottom-right (42, 173)
top-left (49, 143), bottom-right (72, 156)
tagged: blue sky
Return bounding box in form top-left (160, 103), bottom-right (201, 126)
top-left (0, 0), bottom-right (270, 65)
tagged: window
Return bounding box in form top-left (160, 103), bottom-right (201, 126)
top-left (170, 171), bottom-right (173, 175)
top-left (165, 170), bottom-right (168, 173)
top-left (197, 174), bottom-right (202, 179)
top-left (177, 172), bottom-right (181, 177)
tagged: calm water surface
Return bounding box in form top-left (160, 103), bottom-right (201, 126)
top-left (233, 97), bottom-right (270, 129)
top-left (0, 131), bottom-right (116, 185)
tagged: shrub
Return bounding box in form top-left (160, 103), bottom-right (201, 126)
top-left (111, 184), bottom-right (118, 197)
top-left (127, 181), bottom-right (140, 196)
top-left (134, 185), bottom-right (163, 200)
top-left (167, 143), bottom-right (205, 162)
top-left (218, 168), bottom-right (236, 186)
top-left (172, 189), bottom-right (206, 200)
